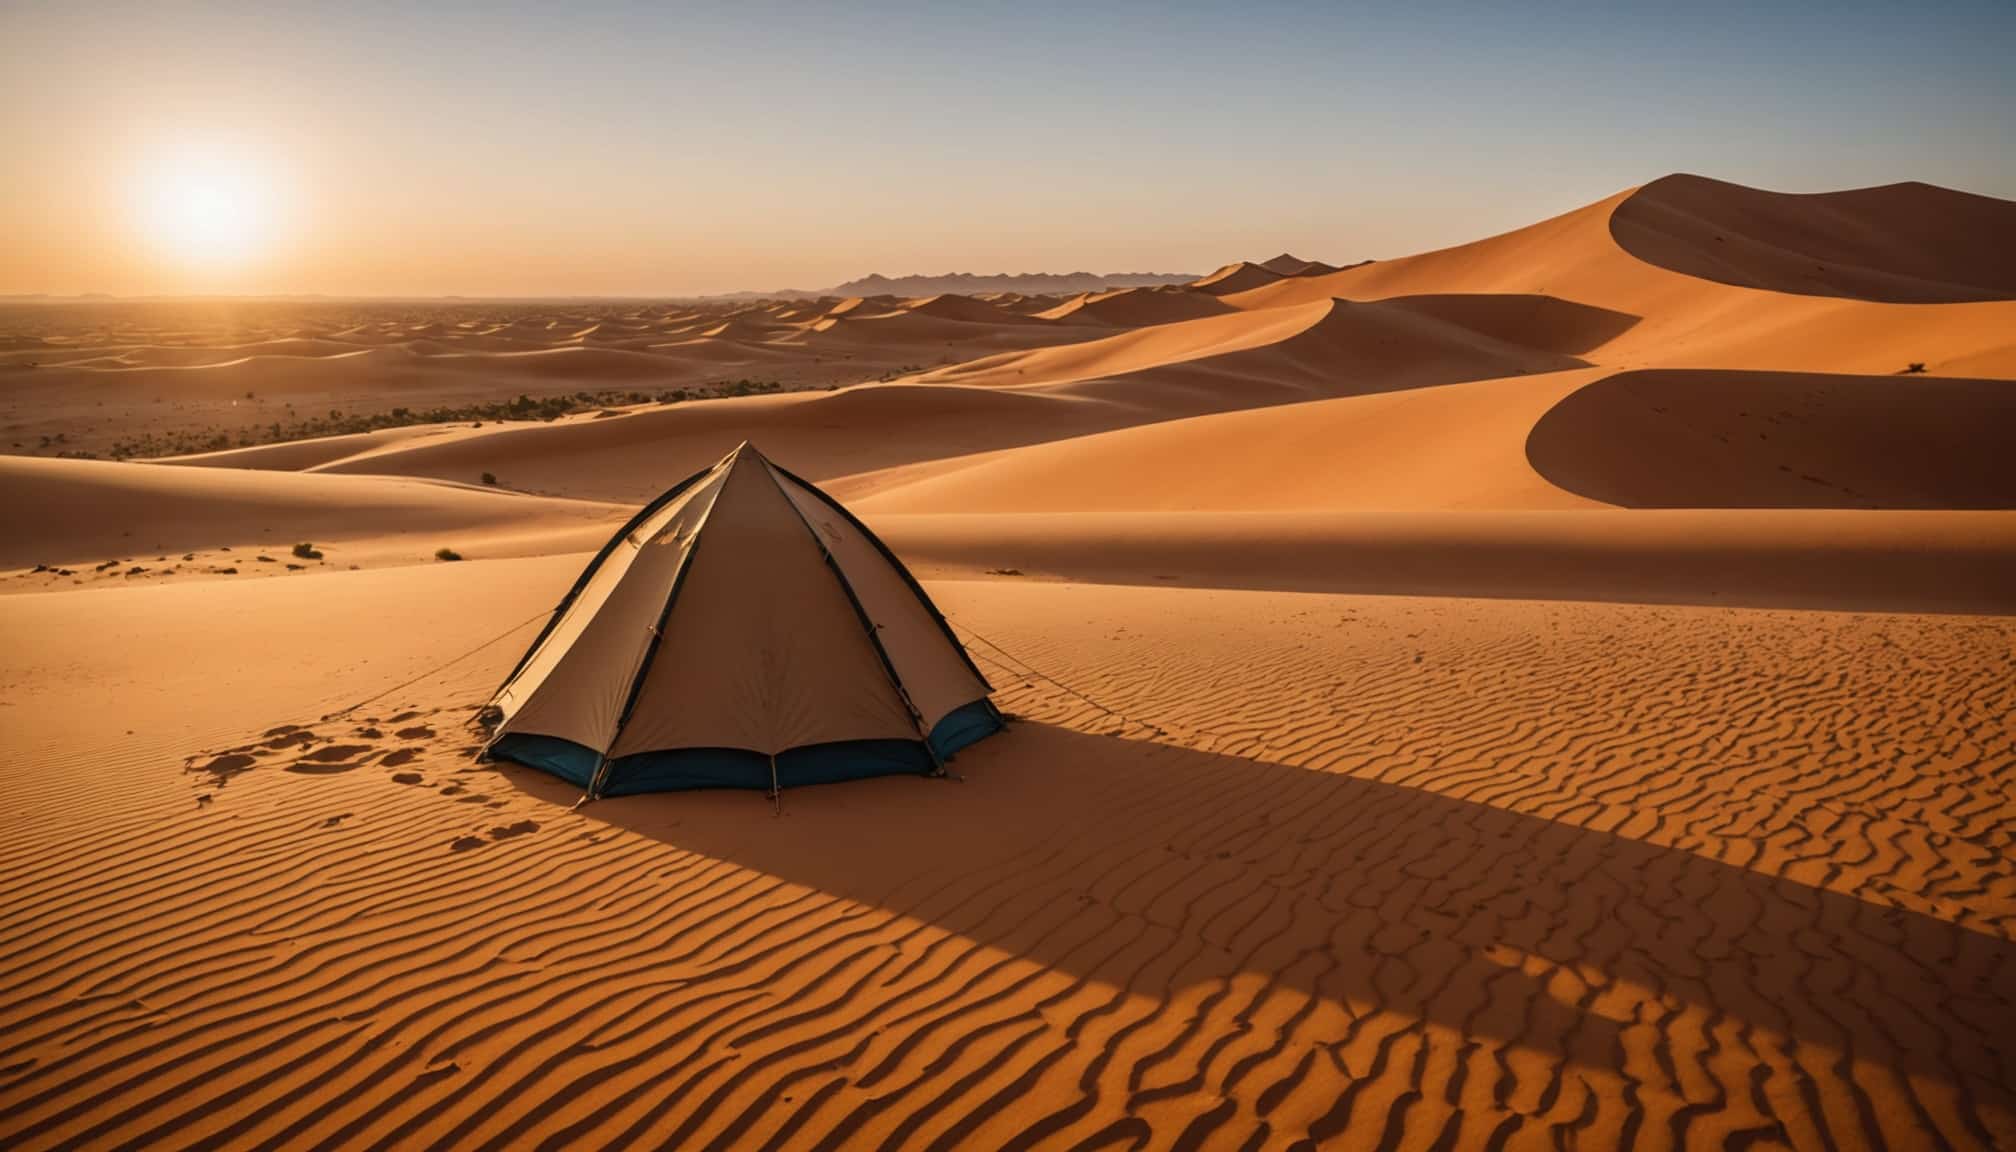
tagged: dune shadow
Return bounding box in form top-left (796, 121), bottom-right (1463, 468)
top-left (1607, 174), bottom-right (2016, 303)
top-left (1377, 293), bottom-right (1640, 356)
top-left (1527, 368), bottom-right (2016, 508)
top-left (497, 721), bottom-right (2010, 1097)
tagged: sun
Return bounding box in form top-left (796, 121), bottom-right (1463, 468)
top-left (136, 140), bottom-right (276, 271)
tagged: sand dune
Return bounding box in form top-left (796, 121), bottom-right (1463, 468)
top-left (1528, 368), bottom-right (2016, 508)
top-left (1258, 253), bottom-right (1341, 277)
top-left (913, 297), bottom-right (1585, 408)
top-left (1035, 285), bottom-right (1235, 327)
top-left (899, 293), bottom-right (1043, 325)
top-left (1373, 293), bottom-right (1641, 356)
top-left (307, 386), bottom-right (1148, 502)
top-left (977, 292), bottom-right (1066, 315)
top-left (823, 295), bottom-right (904, 318)
top-left (1226, 182), bottom-right (2016, 378)
top-left (797, 306), bottom-right (1068, 352)
top-left (841, 370), bottom-right (1604, 513)
top-left (160, 424), bottom-right (498, 472)
top-left (872, 509), bottom-right (2016, 613)
top-left (694, 316), bottom-right (791, 342)
top-left (1610, 173), bottom-right (2016, 302)
top-left (1189, 260), bottom-right (1285, 295)
top-left (0, 455), bottom-right (624, 574)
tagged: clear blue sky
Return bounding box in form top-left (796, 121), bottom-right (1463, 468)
top-left (5, 0), bottom-right (2012, 295)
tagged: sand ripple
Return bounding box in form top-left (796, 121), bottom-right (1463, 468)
top-left (1, 581), bottom-right (2009, 1148)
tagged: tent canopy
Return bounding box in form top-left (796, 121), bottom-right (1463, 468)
top-left (485, 441), bottom-right (999, 796)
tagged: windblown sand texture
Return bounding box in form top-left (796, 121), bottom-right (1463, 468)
top-left (3, 174), bottom-right (2014, 1149)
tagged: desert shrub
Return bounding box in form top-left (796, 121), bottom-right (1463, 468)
top-left (435, 547), bottom-right (463, 562)
top-left (1903, 362), bottom-right (1926, 374)
top-left (291, 542), bottom-right (323, 560)
top-left (480, 472), bottom-right (497, 486)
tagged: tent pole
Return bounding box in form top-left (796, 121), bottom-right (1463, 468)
top-left (768, 755), bottom-right (781, 816)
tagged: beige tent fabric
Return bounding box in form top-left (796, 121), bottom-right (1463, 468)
top-left (496, 468), bottom-right (726, 752)
top-left (608, 450), bottom-right (918, 757)
top-left (772, 465), bottom-right (988, 731)
top-left (492, 441), bottom-right (991, 768)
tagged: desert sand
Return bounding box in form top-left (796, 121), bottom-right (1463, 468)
top-left (3, 175), bottom-right (2013, 1149)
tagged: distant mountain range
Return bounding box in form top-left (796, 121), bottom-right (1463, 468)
top-left (823, 271), bottom-right (1198, 298)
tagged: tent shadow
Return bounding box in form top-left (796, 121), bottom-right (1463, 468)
top-left (494, 720), bottom-right (2009, 1093)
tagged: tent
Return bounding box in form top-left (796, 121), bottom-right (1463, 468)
top-left (483, 441), bottom-right (1001, 797)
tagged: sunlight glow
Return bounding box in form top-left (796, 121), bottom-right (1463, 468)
top-left (135, 139), bottom-right (276, 271)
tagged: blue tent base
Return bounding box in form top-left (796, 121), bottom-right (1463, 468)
top-left (490, 699), bottom-right (1003, 796)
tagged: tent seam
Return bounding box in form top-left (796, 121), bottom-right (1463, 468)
top-left (760, 457), bottom-right (941, 769)
top-left (487, 452), bottom-right (724, 704)
top-left (765, 458), bottom-right (995, 691)
top-left (591, 457), bottom-right (736, 795)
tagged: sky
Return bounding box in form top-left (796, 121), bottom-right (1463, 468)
top-left (4, 0), bottom-right (2012, 297)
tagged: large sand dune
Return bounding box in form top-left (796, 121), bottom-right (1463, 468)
top-left (1228, 185), bottom-right (2016, 377)
top-left (912, 297), bottom-right (1586, 407)
top-left (1609, 173), bottom-right (2016, 302)
top-left (5, 172), bottom-right (2016, 1148)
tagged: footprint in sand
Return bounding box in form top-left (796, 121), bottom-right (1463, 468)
top-left (448, 821), bottom-right (540, 852)
top-left (262, 729), bottom-right (319, 752)
top-left (286, 744), bottom-right (376, 774)
top-left (380, 747), bottom-right (421, 768)
top-left (394, 725), bottom-right (435, 740)
top-left (190, 752), bottom-right (257, 781)
top-left (413, 1060), bottom-right (459, 1085)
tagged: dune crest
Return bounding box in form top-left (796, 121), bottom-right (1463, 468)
top-left (1609, 173), bottom-right (2016, 303)
top-left (0, 455), bottom-right (624, 573)
top-left (916, 296), bottom-right (1584, 405)
top-left (1189, 260), bottom-right (1286, 295)
top-left (1034, 285), bottom-right (1235, 327)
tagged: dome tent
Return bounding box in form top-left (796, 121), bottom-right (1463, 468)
top-left (482, 441), bottom-right (1001, 798)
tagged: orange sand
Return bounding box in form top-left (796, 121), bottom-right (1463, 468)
top-left (3, 174), bottom-right (2013, 1148)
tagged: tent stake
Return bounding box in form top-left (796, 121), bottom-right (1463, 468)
top-left (768, 755), bottom-right (782, 817)
top-left (576, 753), bottom-right (611, 809)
